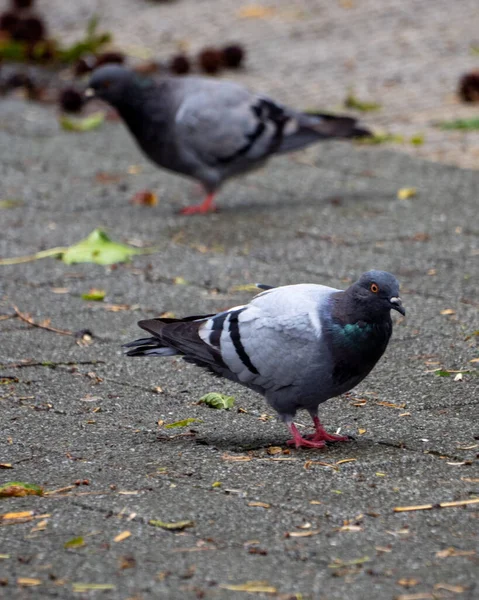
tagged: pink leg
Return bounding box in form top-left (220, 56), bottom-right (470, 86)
top-left (179, 192), bottom-right (218, 215)
top-left (286, 423), bottom-right (326, 449)
top-left (304, 416), bottom-right (350, 443)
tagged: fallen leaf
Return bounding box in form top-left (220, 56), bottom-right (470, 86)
top-left (238, 6), bottom-right (276, 19)
top-left (440, 308), bottom-right (456, 315)
top-left (219, 581), bottom-right (277, 593)
top-left (1, 511), bottom-right (34, 520)
top-left (198, 392), bottom-right (235, 410)
top-left (0, 482), bottom-right (43, 498)
top-left (114, 531), bottom-right (131, 543)
top-left (329, 556), bottom-right (370, 568)
top-left (221, 453), bottom-right (252, 462)
top-left (338, 525), bottom-right (363, 532)
top-left (62, 229), bottom-right (142, 265)
top-left (81, 288), bottom-right (106, 301)
top-left (64, 536), bottom-right (85, 549)
top-left (0, 199), bottom-right (23, 209)
top-left (358, 428), bottom-right (367, 435)
top-left (17, 578), bottom-right (41, 587)
top-left (434, 583), bottom-right (465, 593)
top-left (247, 501), bottom-right (270, 509)
top-left (0, 554), bottom-right (10, 559)
top-left (267, 446), bottom-right (283, 455)
top-left (439, 117), bottom-right (479, 130)
top-left (344, 90), bottom-right (381, 112)
top-left (60, 112), bottom-right (105, 132)
top-left (173, 276), bottom-right (188, 285)
top-left (0, 463), bottom-right (13, 469)
top-left (398, 578), bottom-right (420, 587)
top-left (72, 583), bottom-right (116, 592)
top-left (397, 187), bottom-right (417, 200)
top-left (287, 530), bottom-right (321, 538)
top-left (164, 418), bottom-right (202, 429)
top-left (149, 519), bottom-right (194, 531)
top-left (130, 190), bottom-right (158, 206)
top-left (454, 373), bottom-right (463, 382)
top-left (435, 547), bottom-right (475, 558)
top-left (212, 481), bottom-right (222, 488)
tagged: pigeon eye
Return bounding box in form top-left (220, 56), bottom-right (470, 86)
top-left (370, 283), bottom-right (379, 293)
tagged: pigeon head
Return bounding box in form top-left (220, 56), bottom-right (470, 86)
top-left (348, 270), bottom-right (405, 317)
top-left (85, 65), bottom-right (147, 105)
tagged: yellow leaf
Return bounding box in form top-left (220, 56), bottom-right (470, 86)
top-left (267, 446), bottom-right (283, 455)
top-left (72, 583), bottom-right (116, 592)
top-left (219, 581), bottom-right (277, 593)
top-left (149, 519), bottom-right (194, 531)
top-left (358, 428), bottom-right (367, 435)
top-left (397, 187), bottom-right (417, 200)
top-left (397, 578), bottom-right (420, 587)
top-left (440, 308), bottom-right (456, 315)
top-left (114, 530), bottom-right (131, 543)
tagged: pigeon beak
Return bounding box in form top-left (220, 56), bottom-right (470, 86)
top-left (390, 297), bottom-right (405, 316)
top-left (84, 88), bottom-right (96, 100)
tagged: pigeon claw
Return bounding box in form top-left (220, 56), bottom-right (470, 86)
top-left (309, 416), bottom-right (350, 443)
top-left (286, 437), bottom-right (326, 449)
top-left (287, 422), bottom-right (326, 450)
top-left (179, 193), bottom-right (218, 215)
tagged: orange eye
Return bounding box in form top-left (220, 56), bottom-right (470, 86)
top-left (370, 283), bottom-right (379, 293)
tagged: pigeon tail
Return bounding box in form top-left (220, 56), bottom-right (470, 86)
top-left (304, 113), bottom-right (371, 139)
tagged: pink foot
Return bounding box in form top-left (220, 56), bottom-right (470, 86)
top-left (306, 416), bottom-right (350, 443)
top-left (286, 423), bottom-right (326, 449)
top-left (179, 193), bottom-right (217, 215)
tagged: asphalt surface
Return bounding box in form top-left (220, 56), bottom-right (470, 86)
top-left (0, 2), bottom-right (478, 598)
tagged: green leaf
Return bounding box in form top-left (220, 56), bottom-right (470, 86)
top-left (164, 418), bottom-right (202, 429)
top-left (81, 289), bottom-right (106, 301)
top-left (344, 91), bottom-right (381, 112)
top-left (438, 118), bottom-right (479, 131)
top-left (149, 519), bottom-right (194, 530)
top-left (60, 112), bottom-right (105, 133)
top-left (198, 392), bottom-right (235, 410)
top-left (61, 229), bottom-right (141, 265)
top-left (356, 132), bottom-right (404, 145)
top-left (435, 370), bottom-right (451, 377)
top-left (0, 199), bottom-right (23, 209)
top-left (410, 134), bottom-right (425, 146)
top-left (64, 536), bottom-right (85, 549)
top-left (0, 39), bottom-right (27, 61)
top-left (0, 482), bottom-right (43, 498)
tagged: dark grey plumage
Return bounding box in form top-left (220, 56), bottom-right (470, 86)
top-left (86, 65), bottom-right (371, 214)
top-left (124, 271), bottom-right (405, 448)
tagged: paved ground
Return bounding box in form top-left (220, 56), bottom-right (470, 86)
top-left (1, 1), bottom-right (479, 600)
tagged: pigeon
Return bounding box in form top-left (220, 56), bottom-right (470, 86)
top-left (85, 65), bottom-right (371, 215)
top-left (124, 270), bottom-right (405, 448)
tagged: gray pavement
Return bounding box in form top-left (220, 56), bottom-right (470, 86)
top-left (1, 1), bottom-right (479, 599)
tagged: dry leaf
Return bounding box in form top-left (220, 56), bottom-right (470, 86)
top-left (238, 6), bottom-right (276, 19)
top-left (440, 308), bottom-right (456, 315)
top-left (149, 519), bottom-right (194, 531)
top-left (0, 463), bottom-right (13, 469)
top-left (247, 501), bottom-right (270, 509)
top-left (17, 578), bottom-right (41, 587)
top-left (219, 581), bottom-right (277, 593)
top-left (130, 190), bottom-right (158, 206)
top-left (434, 583), bottom-right (465, 593)
top-left (358, 428), bottom-right (367, 435)
top-left (286, 529), bottom-right (321, 538)
top-left (72, 583), bottom-right (116, 592)
top-left (267, 446), bottom-right (283, 455)
top-left (454, 373), bottom-right (463, 382)
top-left (398, 578), bottom-right (420, 587)
top-left (114, 531), bottom-right (131, 543)
top-left (1, 511), bottom-right (34, 520)
top-left (338, 525), bottom-right (363, 532)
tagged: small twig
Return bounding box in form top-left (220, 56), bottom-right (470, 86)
top-left (13, 306), bottom-right (73, 336)
top-left (394, 498), bottom-right (479, 512)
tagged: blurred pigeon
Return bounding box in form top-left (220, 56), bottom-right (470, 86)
top-left (86, 65), bottom-right (371, 215)
top-left (124, 271), bottom-right (405, 448)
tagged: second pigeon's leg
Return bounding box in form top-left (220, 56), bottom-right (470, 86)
top-left (180, 192), bottom-right (217, 215)
top-left (286, 422), bottom-right (326, 449)
top-left (304, 414), bottom-right (350, 443)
